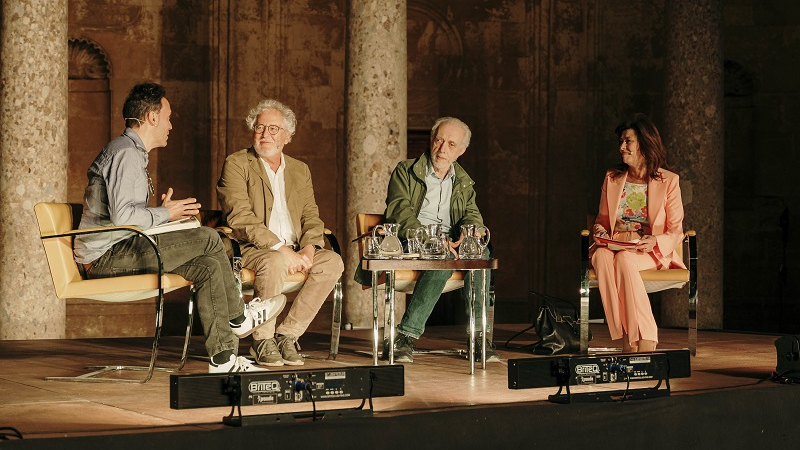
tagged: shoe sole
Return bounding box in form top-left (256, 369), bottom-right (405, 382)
top-left (282, 359), bottom-right (305, 366)
top-left (476, 356), bottom-right (501, 363)
top-left (248, 348), bottom-right (285, 367)
top-left (233, 295), bottom-right (287, 338)
top-left (473, 353), bottom-right (501, 363)
top-left (208, 356), bottom-right (269, 373)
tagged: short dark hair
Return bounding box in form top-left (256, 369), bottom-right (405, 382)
top-left (610, 113), bottom-right (668, 181)
top-left (122, 83), bottom-right (166, 128)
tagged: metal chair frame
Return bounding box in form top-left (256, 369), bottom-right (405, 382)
top-left (34, 202), bottom-right (195, 383)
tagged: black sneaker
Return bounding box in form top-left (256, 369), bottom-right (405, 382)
top-left (382, 333), bottom-right (416, 363)
top-left (469, 334), bottom-right (501, 363)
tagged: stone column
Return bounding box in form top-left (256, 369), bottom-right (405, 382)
top-left (0, 0), bottom-right (69, 339)
top-left (344, 0), bottom-right (407, 327)
top-left (662, 0), bottom-right (724, 330)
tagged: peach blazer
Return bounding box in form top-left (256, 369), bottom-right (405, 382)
top-left (593, 168), bottom-right (686, 270)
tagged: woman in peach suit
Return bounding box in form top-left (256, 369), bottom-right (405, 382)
top-left (591, 113), bottom-right (685, 352)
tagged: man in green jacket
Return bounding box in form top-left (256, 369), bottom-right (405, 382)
top-left (382, 117), bottom-right (497, 363)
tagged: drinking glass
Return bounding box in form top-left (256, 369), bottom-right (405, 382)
top-left (364, 236), bottom-right (382, 258)
top-left (405, 228), bottom-right (423, 254)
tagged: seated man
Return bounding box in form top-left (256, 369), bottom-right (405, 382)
top-left (372, 116), bottom-right (497, 363)
top-left (73, 83), bottom-right (284, 374)
top-left (217, 99), bottom-right (344, 367)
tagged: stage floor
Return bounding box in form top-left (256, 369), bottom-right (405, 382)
top-left (0, 324), bottom-right (784, 441)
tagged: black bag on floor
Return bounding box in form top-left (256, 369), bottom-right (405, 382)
top-left (773, 335), bottom-right (800, 383)
top-left (531, 293), bottom-right (590, 355)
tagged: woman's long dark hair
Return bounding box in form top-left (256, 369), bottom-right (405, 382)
top-left (609, 113), bottom-right (667, 181)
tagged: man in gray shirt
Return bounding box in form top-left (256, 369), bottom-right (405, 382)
top-left (74, 83), bottom-right (284, 373)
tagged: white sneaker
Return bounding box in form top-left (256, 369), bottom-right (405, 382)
top-left (230, 294), bottom-right (286, 338)
top-left (208, 355), bottom-right (268, 373)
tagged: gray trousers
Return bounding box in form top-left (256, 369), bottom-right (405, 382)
top-left (87, 227), bottom-right (243, 357)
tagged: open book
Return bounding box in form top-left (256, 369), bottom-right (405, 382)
top-left (595, 236), bottom-right (639, 251)
top-left (144, 216), bottom-right (200, 236)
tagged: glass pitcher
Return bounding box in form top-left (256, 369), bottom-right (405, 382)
top-left (373, 223), bottom-right (403, 256)
top-left (459, 224), bottom-right (490, 259)
top-left (420, 224), bottom-right (447, 259)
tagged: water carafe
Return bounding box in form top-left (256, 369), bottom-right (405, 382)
top-left (420, 224), bottom-right (447, 259)
top-left (459, 224), bottom-right (490, 259)
top-left (373, 223), bottom-right (403, 256)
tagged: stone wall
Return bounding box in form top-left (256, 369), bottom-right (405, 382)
top-left (722, 0), bottom-right (800, 333)
top-left (52, 0), bottom-right (800, 336)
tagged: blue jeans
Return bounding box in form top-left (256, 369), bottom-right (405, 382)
top-left (87, 227), bottom-right (242, 357)
top-left (397, 261), bottom-right (492, 339)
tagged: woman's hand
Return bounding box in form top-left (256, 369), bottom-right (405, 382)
top-left (592, 224), bottom-right (609, 245)
top-left (634, 234), bottom-right (657, 253)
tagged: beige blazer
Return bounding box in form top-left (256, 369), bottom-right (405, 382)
top-left (216, 147), bottom-right (325, 251)
top-left (593, 168), bottom-right (686, 270)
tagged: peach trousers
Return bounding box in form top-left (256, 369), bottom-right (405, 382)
top-left (591, 247), bottom-right (659, 346)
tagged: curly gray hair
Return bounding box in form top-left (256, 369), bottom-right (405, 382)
top-left (245, 99), bottom-right (297, 135)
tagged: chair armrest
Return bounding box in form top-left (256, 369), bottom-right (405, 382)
top-left (580, 229), bottom-right (591, 264)
top-left (213, 226), bottom-right (243, 260)
top-left (42, 224), bottom-right (166, 290)
top-left (684, 230), bottom-right (697, 263)
top-left (217, 226), bottom-right (341, 257)
top-left (43, 224), bottom-right (147, 239)
top-left (685, 230), bottom-right (697, 270)
top-left (42, 224), bottom-right (159, 253)
top-left (324, 228), bottom-right (341, 255)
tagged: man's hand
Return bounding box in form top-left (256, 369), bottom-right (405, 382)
top-left (298, 245), bottom-right (316, 266)
top-left (278, 245), bottom-right (312, 275)
top-left (161, 188), bottom-right (201, 221)
top-left (450, 231), bottom-right (465, 248)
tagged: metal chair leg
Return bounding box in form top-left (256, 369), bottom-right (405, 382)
top-left (387, 270), bottom-right (396, 365)
top-left (372, 271), bottom-right (380, 366)
top-left (687, 232), bottom-right (698, 356)
top-left (176, 286), bottom-right (196, 371)
top-left (328, 278), bottom-right (343, 360)
top-left (579, 231), bottom-right (591, 354)
top-left (468, 271), bottom-right (475, 374)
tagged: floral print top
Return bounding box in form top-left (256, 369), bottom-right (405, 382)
top-left (615, 182), bottom-right (649, 234)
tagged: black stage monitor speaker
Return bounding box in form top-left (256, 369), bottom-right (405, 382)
top-left (775, 335), bottom-right (800, 382)
top-left (171, 364), bottom-right (404, 410)
top-left (508, 349), bottom-right (691, 389)
top-left (508, 350), bottom-right (691, 403)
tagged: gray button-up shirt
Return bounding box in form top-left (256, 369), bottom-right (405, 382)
top-left (73, 128), bottom-right (170, 264)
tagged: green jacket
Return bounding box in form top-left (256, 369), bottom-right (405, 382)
top-left (354, 152), bottom-right (484, 286)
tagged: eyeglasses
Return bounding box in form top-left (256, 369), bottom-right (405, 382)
top-left (254, 124), bottom-right (286, 135)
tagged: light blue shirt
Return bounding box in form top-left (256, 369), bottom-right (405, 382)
top-left (73, 128), bottom-right (170, 264)
top-left (417, 161), bottom-right (455, 232)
